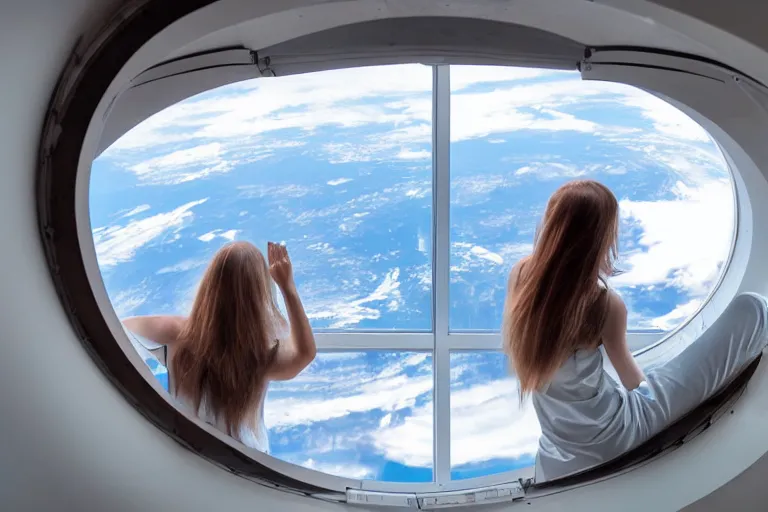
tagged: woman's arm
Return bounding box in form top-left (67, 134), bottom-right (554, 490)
top-left (266, 242), bottom-right (317, 381)
top-left (122, 315), bottom-right (186, 347)
top-left (602, 291), bottom-right (645, 390)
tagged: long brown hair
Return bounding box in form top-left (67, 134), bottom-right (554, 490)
top-left (171, 241), bottom-right (286, 437)
top-left (503, 180), bottom-right (619, 397)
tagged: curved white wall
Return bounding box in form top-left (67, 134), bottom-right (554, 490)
top-left (4, 1), bottom-right (768, 511)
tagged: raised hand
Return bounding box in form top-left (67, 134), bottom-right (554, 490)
top-left (268, 241), bottom-right (294, 290)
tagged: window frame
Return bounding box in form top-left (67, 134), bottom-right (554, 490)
top-left (40, 0), bottom-right (743, 496)
top-left (112, 61), bottom-right (735, 488)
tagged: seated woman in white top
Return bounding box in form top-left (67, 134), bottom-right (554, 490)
top-left (122, 241), bottom-right (316, 454)
top-left (503, 179), bottom-right (768, 483)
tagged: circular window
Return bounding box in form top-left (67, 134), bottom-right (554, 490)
top-left (90, 63), bottom-right (734, 484)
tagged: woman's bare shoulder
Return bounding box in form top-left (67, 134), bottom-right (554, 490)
top-left (508, 256), bottom-right (531, 290)
top-left (603, 288), bottom-right (628, 329)
top-left (511, 258), bottom-right (525, 274)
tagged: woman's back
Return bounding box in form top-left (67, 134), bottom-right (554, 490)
top-left (533, 348), bottom-right (616, 413)
top-left (526, 285), bottom-right (655, 481)
top-left (531, 347), bottom-right (626, 481)
top-left (173, 371), bottom-right (271, 453)
top-left (167, 313), bottom-right (292, 453)
top-left (122, 241), bottom-right (317, 455)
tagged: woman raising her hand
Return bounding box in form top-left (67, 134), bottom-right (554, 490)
top-left (122, 241), bottom-right (316, 453)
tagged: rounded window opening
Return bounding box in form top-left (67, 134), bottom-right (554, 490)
top-left (90, 63), bottom-right (734, 485)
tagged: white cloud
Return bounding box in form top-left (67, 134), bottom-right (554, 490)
top-left (470, 246), bottom-right (503, 265)
top-left (97, 67), bottom-right (605, 176)
top-left (611, 179), bottom-right (733, 297)
top-left (119, 204), bottom-right (150, 218)
top-left (450, 79), bottom-right (603, 142)
top-left (498, 243), bottom-right (534, 261)
top-left (649, 298), bottom-right (703, 331)
top-left (289, 177), bottom-right (430, 228)
top-left (112, 282), bottom-right (150, 317)
top-left (404, 187), bottom-right (430, 199)
top-left (197, 229), bottom-right (239, 243)
top-left (268, 346), bottom-right (682, 473)
top-left (220, 229), bottom-right (238, 241)
top-left (452, 242), bottom-right (521, 275)
top-left (306, 242), bottom-right (335, 255)
top-left (451, 174), bottom-right (509, 206)
top-left (410, 263), bottom-right (432, 292)
top-left (264, 352), bottom-right (447, 479)
top-left (322, 143), bottom-right (375, 164)
top-left (327, 178), bottom-right (352, 186)
top-left (100, 64), bottom-right (718, 183)
top-left (620, 91), bottom-right (710, 142)
top-left (515, 162), bottom-right (587, 180)
top-left (238, 183), bottom-right (315, 199)
top-left (265, 348), bottom-right (431, 428)
top-left (269, 356), bottom-right (373, 396)
top-left (450, 66), bottom-right (560, 91)
top-left (371, 377), bottom-right (540, 468)
top-left (396, 148), bottom-right (431, 160)
top-left (104, 65), bottom-right (433, 165)
top-left (129, 143), bottom-right (233, 185)
top-left (322, 134), bottom-right (432, 164)
top-left (198, 231), bottom-right (218, 242)
top-left (306, 268), bottom-right (403, 329)
top-left (403, 353), bottom-right (430, 367)
top-left (477, 212), bottom-right (519, 229)
top-left (371, 404), bottom-right (434, 467)
top-left (449, 381), bottom-right (540, 467)
top-left (309, 352), bottom-right (363, 362)
top-left (93, 199), bottom-right (207, 267)
top-left (302, 459), bottom-right (375, 480)
top-left (447, 70), bottom-right (716, 146)
top-left (157, 258), bottom-right (206, 275)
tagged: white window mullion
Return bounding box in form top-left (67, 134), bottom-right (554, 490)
top-left (443, 331), bottom-right (669, 353)
top-left (313, 332), bottom-right (434, 351)
top-left (432, 64), bottom-right (452, 485)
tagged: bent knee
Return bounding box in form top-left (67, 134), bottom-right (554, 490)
top-left (720, 292), bottom-right (768, 351)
